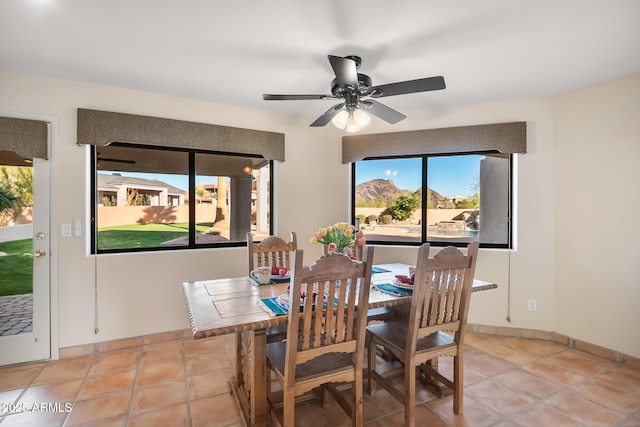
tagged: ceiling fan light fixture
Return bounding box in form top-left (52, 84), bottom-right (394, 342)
top-left (345, 115), bottom-right (361, 133)
top-left (331, 110), bottom-right (349, 129)
top-left (332, 108), bottom-right (370, 132)
top-left (353, 109), bottom-right (370, 128)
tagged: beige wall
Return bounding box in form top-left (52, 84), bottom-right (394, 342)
top-left (1, 70), bottom-right (638, 358)
top-left (553, 73), bottom-right (640, 357)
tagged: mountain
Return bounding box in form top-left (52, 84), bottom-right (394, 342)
top-left (355, 179), bottom-right (410, 202)
top-left (355, 179), bottom-right (447, 207)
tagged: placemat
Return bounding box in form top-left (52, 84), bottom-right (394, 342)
top-left (250, 275), bottom-right (291, 286)
top-left (258, 297), bottom-right (289, 316)
top-left (371, 266), bottom-right (391, 274)
top-left (257, 296), bottom-right (339, 317)
top-left (374, 283), bottom-right (413, 297)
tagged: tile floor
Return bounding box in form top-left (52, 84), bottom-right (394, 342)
top-left (1, 332), bottom-right (639, 426)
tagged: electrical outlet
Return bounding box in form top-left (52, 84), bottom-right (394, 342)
top-left (528, 299), bottom-right (537, 312)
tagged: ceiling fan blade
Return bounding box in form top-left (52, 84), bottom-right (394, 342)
top-left (328, 55), bottom-right (358, 88)
top-left (263, 94), bottom-right (332, 101)
top-left (361, 100), bottom-right (407, 124)
top-left (370, 76), bottom-right (446, 98)
top-left (310, 103), bottom-right (345, 127)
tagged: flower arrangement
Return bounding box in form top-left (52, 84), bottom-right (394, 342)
top-left (310, 222), bottom-right (366, 254)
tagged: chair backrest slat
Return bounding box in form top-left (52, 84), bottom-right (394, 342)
top-left (407, 242), bottom-right (479, 354)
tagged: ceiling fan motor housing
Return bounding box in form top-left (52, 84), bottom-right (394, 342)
top-left (331, 73), bottom-right (372, 96)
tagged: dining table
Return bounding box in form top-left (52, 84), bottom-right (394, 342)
top-left (182, 263), bottom-right (497, 427)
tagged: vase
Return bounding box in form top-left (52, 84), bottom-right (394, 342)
top-left (322, 245), bottom-right (353, 258)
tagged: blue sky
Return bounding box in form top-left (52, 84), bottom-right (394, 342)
top-left (355, 155), bottom-right (482, 197)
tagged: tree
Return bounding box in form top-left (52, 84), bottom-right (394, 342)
top-left (195, 188), bottom-right (207, 204)
top-left (389, 194), bottom-right (420, 221)
top-left (0, 187), bottom-right (17, 226)
top-left (126, 189), bottom-right (151, 206)
top-left (0, 166), bottom-right (33, 211)
top-left (456, 194), bottom-right (479, 209)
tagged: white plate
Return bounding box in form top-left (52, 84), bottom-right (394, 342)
top-left (277, 292), bottom-right (322, 306)
top-left (270, 272), bottom-right (291, 282)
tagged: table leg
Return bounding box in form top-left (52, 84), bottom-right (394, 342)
top-left (230, 329), bottom-right (268, 427)
top-left (251, 329), bottom-right (267, 426)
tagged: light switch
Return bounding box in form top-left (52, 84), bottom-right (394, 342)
top-left (61, 224), bottom-right (72, 237)
top-left (74, 219), bottom-right (82, 237)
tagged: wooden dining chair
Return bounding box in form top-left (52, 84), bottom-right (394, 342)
top-left (247, 231), bottom-right (297, 272)
top-left (246, 232), bottom-right (298, 345)
top-left (265, 246), bottom-right (375, 427)
top-left (366, 241), bottom-right (479, 427)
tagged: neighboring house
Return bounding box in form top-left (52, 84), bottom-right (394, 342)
top-left (449, 195), bottom-right (468, 205)
top-left (97, 173), bottom-right (185, 207)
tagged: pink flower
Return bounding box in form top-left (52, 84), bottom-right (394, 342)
top-left (356, 238), bottom-right (366, 247)
top-left (314, 232), bottom-right (323, 240)
top-left (328, 242), bottom-right (337, 251)
top-left (356, 230), bottom-right (364, 239)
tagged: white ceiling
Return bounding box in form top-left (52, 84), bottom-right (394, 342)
top-left (1, 0), bottom-right (639, 124)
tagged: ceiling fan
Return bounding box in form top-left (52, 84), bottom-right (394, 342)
top-left (263, 55), bottom-right (446, 132)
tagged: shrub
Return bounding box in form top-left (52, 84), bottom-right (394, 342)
top-left (389, 194), bottom-right (419, 221)
top-left (356, 214), bottom-right (365, 225)
top-left (366, 215), bottom-right (378, 224)
top-left (381, 215), bottom-right (392, 224)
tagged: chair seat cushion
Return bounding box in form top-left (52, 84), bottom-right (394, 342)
top-left (367, 322), bottom-right (457, 355)
top-left (266, 341), bottom-right (354, 381)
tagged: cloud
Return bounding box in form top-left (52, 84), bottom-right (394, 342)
top-left (385, 170), bottom-right (398, 177)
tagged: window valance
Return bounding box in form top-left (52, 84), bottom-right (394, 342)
top-left (342, 121), bottom-right (526, 163)
top-left (76, 108), bottom-right (285, 162)
top-left (0, 116), bottom-right (48, 160)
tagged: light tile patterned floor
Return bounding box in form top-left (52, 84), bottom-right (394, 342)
top-left (0, 332), bottom-right (639, 426)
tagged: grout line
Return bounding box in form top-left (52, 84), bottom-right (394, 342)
top-left (181, 335), bottom-right (194, 426)
top-left (122, 341), bottom-right (144, 427)
top-left (59, 355), bottom-right (99, 427)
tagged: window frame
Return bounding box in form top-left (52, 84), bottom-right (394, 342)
top-left (351, 151), bottom-right (512, 249)
top-left (90, 143), bottom-right (273, 254)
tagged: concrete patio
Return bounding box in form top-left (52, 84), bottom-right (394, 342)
top-left (0, 293), bottom-right (33, 336)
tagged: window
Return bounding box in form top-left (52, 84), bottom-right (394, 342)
top-left (92, 143), bottom-right (272, 253)
top-left (352, 153), bottom-right (511, 248)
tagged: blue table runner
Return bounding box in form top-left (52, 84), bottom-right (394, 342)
top-left (374, 283), bottom-right (413, 297)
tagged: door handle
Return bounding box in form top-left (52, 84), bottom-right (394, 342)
top-left (33, 250), bottom-right (46, 258)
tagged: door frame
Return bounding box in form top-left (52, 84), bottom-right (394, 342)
top-left (0, 110), bottom-right (59, 362)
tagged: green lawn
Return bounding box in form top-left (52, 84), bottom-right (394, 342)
top-left (97, 222), bottom-right (214, 250)
top-left (0, 238), bottom-right (33, 296)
